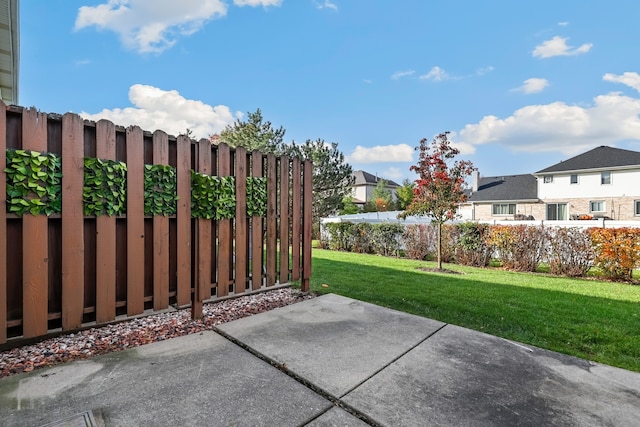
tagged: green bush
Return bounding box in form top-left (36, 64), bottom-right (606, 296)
top-left (402, 224), bottom-right (434, 260)
top-left (547, 227), bottom-right (593, 277)
top-left (454, 222), bottom-right (493, 267)
top-left (371, 223), bottom-right (404, 256)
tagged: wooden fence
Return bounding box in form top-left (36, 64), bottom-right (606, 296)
top-left (0, 104), bottom-right (313, 343)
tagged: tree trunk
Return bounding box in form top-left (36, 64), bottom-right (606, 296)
top-left (437, 222), bottom-right (443, 270)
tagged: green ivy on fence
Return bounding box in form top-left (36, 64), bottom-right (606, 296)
top-left (4, 149), bottom-right (269, 219)
top-left (83, 157), bottom-right (128, 216)
top-left (5, 149), bottom-right (62, 216)
top-left (246, 176), bottom-right (267, 217)
top-left (144, 164), bottom-right (178, 216)
top-left (190, 171), bottom-right (236, 220)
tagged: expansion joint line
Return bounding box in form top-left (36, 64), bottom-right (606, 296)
top-left (213, 323), bottom-right (448, 427)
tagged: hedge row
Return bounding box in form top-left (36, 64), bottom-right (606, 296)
top-left (322, 222), bottom-right (640, 281)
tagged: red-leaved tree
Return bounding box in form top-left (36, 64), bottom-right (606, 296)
top-left (402, 132), bottom-right (474, 270)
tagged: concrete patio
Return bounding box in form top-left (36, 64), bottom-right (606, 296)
top-left (1, 293), bottom-right (639, 426)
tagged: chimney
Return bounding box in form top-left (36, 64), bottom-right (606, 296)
top-left (472, 169), bottom-right (480, 192)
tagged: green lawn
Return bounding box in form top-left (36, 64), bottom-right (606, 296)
top-left (303, 249), bottom-right (640, 372)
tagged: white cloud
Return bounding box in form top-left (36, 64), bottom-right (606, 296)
top-left (315, 0), bottom-right (338, 10)
top-left (532, 36), bottom-right (592, 58)
top-left (511, 78), bottom-right (549, 94)
top-left (603, 72), bottom-right (640, 93)
top-left (557, 21), bottom-right (569, 27)
top-left (420, 66), bottom-right (453, 82)
top-left (347, 144), bottom-right (414, 163)
top-left (80, 84), bottom-right (241, 138)
top-left (234, 0), bottom-right (282, 7)
top-left (476, 66), bottom-right (494, 76)
top-left (458, 92), bottom-right (640, 155)
top-left (75, 0), bottom-right (282, 54)
top-left (75, 0), bottom-right (228, 53)
top-left (391, 70), bottom-right (414, 80)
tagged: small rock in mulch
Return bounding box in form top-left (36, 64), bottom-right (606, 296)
top-left (0, 288), bottom-right (315, 379)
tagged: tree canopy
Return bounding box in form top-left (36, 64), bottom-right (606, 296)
top-left (402, 132), bottom-right (474, 269)
top-left (218, 108), bottom-right (285, 153)
top-left (282, 139), bottom-right (354, 233)
top-left (396, 178), bottom-right (416, 211)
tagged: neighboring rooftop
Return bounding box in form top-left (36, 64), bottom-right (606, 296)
top-left (352, 170), bottom-right (400, 187)
top-left (0, 0), bottom-right (18, 105)
top-left (467, 174), bottom-right (538, 202)
top-left (536, 146), bottom-right (640, 174)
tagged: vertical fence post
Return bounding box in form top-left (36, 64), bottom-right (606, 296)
top-left (126, 126), bottom-right (145, 316)
top-left (266, 153), bottom-right (277, 286)
top-left (279, 156), bottom-right (290, 284)
top-left (302, 160), bottom-right (313, 292)
top-left (217, 143), bottom-right (232, 296)
top-left (152, 130), bottom-right (170, 311)
top-left (22, 108), bottom-right (49, 338)
top-left (176, 135), bottom-right (191, 308)
top-left (0, 101), bottom-right (6, 343)
top-left (95, 120), bottom-right (117, 324)
top-left (251, 151), bottom-right (264, 290)
top-left (193, 138), bottom-right (212, 319)
top-left (291, 157), bottom-right (301, 281)
top-left (235, 146), bottom-right (247, 294)
top-left (61, 113), bottom-right (85, 330)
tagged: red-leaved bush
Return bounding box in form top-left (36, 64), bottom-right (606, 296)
top-left (587, 227), bottom-right (640, 280)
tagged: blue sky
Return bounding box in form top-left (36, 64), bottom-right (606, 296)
top-left (19, 0), bottom-right (640, 183)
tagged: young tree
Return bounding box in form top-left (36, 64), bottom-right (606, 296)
top-left (372, 178), bottom-right (392, 211)
top-left (340, 196), bottom-right (360, 215)
top-left (401, 132), bottom-right (474, 270)
top-left (282, 139), bottom-right (354, 236)
top-left (218, 108), bottom-right (285, 153)
top-left (396, 178), bottom-right (416, 210)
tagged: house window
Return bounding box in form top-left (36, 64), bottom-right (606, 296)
top-left (635, 200), bottom-right (640, 216)
top-left (546, 203), bottom-right (568, 220)
top-left (570, 174), bottom-right (578, 184)
top-left (601, 171), bottom-right (611, 185)
top-left (590, 201), bottom-right (605, 213)
top-left (492, 203), bottom-right (516, 216)
top-left (543, 175), bottom-right (553, 183)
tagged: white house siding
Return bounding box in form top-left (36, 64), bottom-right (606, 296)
top-left (538, 169), bottom-right (640, 199)
top-left (537, 169), bottom-right (640, 220)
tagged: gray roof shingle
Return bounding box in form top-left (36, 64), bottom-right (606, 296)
top-left (536, 146), bottom-right (640, 174)
top-left (467, 174), bottom-right (538, 202)
top-left (352, 170), bottom-right (400, 187)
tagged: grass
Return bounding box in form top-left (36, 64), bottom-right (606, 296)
top-left (303, 249), bottom-right (640, 372)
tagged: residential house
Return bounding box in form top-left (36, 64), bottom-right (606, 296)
top-left (534, 146), bottom-right (640, 221)
top-left (351, 170), bottom-right (400, 208)
top-left (463, 146), bottom-right (640, 221)
top-left (464, 172), bottom-right (540, 220)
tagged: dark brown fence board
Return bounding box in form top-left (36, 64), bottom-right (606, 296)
top-left (251, 151), bottom-right (264, 290)
top-left (175, 135), bottom-right (191, 307)
top-left (95, 120), bottom-right (117, 324)
top-left (0, 102), bottom-right (6, 343)
top-left (126, 126), bottom-right (145, 316)
top-left (279, 156), bottom-right (290, 284)
top-left (196, 139), bottom-right (212, 313)
top-left (302, 160), bottom-right (313, 292)
top-left (235, 147), bottom-right (247, 294)
top-left (61, 113), bottom-right (85, 330)
top-left (266, 154), bottom-right (277, 286)
top-left (291, 157), bottom-right (301, 281)
top-left (22, 108), bottom-right (49, 338)
top-left (217, 143), bottom-right (232, 297)
top-left (152, 130), bottom-right (170, 311)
